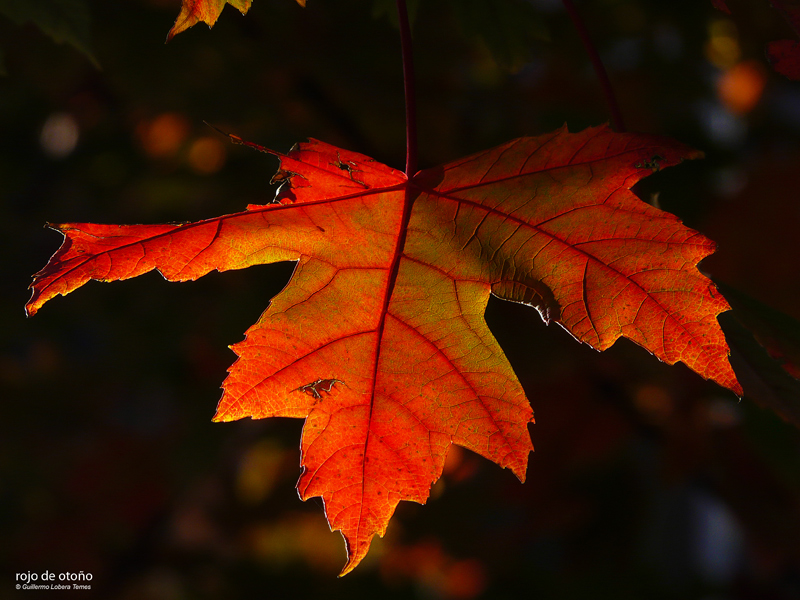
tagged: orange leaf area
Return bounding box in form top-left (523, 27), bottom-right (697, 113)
top-left (167, 0), bottom-right (307, 41)
top-left (27, 125), bottom-right (741, 574)
top-left (167, 0), bottom-right (253, 41)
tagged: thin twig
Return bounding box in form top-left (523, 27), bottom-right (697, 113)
top-left (561, 0), bottom-right (626, 132)
top-left (396, 0), bottom-right (418, 176)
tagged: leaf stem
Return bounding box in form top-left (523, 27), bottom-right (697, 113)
top-left (396, 0), bottom-right (418, 176)
top-left (561, 0), bottom-right (626, 132)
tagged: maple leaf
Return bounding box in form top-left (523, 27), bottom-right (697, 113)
top-left (764, 0), bottom-right (800, 80)
top-left (167, 0), bottom-right (251, 42)
top-left (166, 0), bottom-right (307, 41)
top-left (767, 39), bottom-right (800, 80)
top-left (710, 0), bottom-right (731, 14)
top-left (27, 125), bottom-right (741, 575)
top-left (715, 0), bottom-right (800, 80)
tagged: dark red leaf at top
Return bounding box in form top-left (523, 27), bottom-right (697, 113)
top-left (767, 39), bottom-right (800, 80)
top-left (711, 0), bottom-right (731, 14)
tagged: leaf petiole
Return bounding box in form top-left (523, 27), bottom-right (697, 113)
top-left (561, 0), bottom-right (625, 132)
top-left (396, 0), bottom-right (418, 177)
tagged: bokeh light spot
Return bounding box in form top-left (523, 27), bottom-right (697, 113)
top-left (188, 136), bottom-right (227, 174)
top-left (444, 559), bottom-right (487, 600)
top-left (717, 60), bottom-right (767, 115)
top-left (705, 19), bottom-right (740, 69)
top-left (137, 112), bottom-right (190, 159)
top-left (236, 440), bottom-right (285, 505)
top-left (634, 385), bottom-right (673, 424)
top-left (40, 113), bottom-right (79, 159)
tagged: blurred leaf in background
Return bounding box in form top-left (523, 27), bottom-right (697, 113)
top-left (449, 0), bottom-right (549, 70)
top-left (0, 0), bottom-right (97, 68)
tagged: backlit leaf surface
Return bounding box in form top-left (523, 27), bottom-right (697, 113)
top-left (0, 0), bottom-right (97, 65)
top-left (167, 0), bottom-right (253, 41)
top-left (27, 125), bottom-right (741, 574)
top-left (166, 0), bottom-right (306, 41)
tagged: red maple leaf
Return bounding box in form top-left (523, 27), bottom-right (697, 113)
top-left (27, 125), bottom-right (741, 574)
top-left (767, 39), bottom-right (800, 80)
top-left (715, 0), bottom-right (800, 80)
top-left (710, 0), bottom-right (731, 14)
top-left (764, 0), bottom-right (800, 80)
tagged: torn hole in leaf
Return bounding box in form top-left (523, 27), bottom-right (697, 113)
top-left (330, 152), bottom-right (367, 186)
top-left (294, 378), bottom-right (345, 400)
top-left (635, 154), bottom-right (665, 172)
top-left (331, 154), bottom-right (356, 171)
top-left (491, 280), bottom-right (560, 325)
top-left (205, 122), bottom-right (298, 205)
top-left (270, 170), bottom-right (309, 204)
top-left (270, 169), bottom-right (298, 187)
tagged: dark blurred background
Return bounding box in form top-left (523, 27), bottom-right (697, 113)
top-left (3, 0), bottom-right (800, 598)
